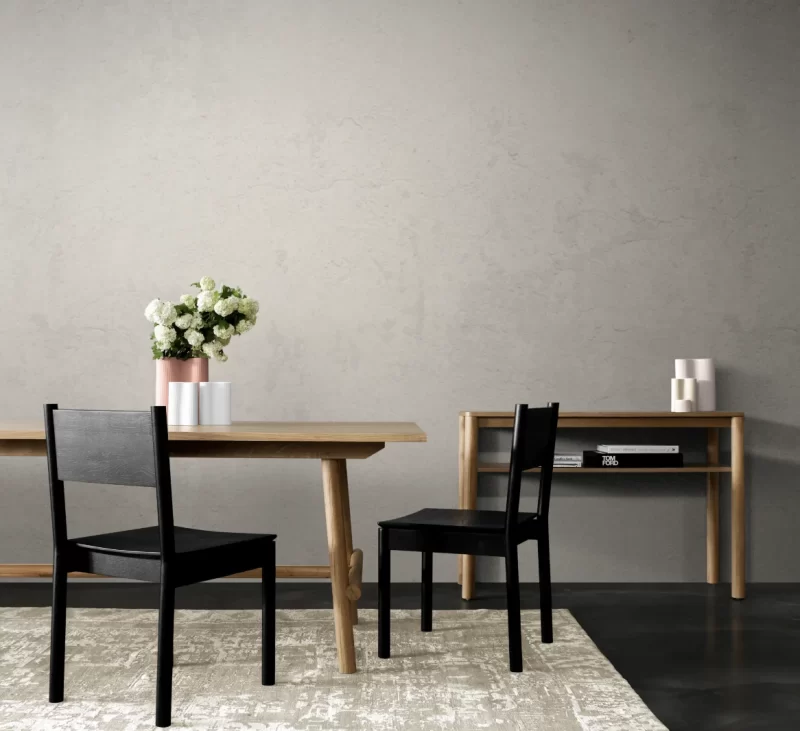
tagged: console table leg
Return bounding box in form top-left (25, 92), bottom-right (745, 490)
top-left (706, 428), bottom-right (720, 584)
top-left (731, 417), bottom-right (746, 600)
top-left (461, 415), bottom-right (479, 600)
top-left (457, 413), bottom-right (465, 585)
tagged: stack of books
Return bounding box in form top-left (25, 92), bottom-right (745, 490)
top-left (583, 444), bottom-right (683, 468)
top-left (554, 453), bottom-right (583, 468)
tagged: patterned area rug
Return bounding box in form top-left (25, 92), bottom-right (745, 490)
top-left (0, 608), bottom-right (666, 730)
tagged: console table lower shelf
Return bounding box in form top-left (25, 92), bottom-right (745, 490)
top-left (457, 411), bottom-right (746, 600)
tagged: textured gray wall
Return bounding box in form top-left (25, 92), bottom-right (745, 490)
top-left (1, 1), bottom-right (799, 583)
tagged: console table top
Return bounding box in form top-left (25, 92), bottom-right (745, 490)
top-left (461, 410), bottom-right (744, 418)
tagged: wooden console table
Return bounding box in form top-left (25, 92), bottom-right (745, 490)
top-left (457, 411), bottom-right (745, 599)
top-left (0, 420), bottom-right (427, 673)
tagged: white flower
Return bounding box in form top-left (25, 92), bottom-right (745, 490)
top-left (144, 299), bottom-right (177, 326)
top-left (174, 313), bottom-right (193, 330)
top-left (214, 296), bottom-right (239, 317)
top-left (191, 312), bottom-right (203, 328)
top-left (154, 325), bottom-right (177, 347)
top-left (213, 322), bottom-right (235, 340)
top-left (144, 299), bottom-right (161, 323)
top-left (201, 340), bottom-right (222, 358)
top-left (197, 291), bottom-right (218, 312)
top-left (185, 329), bottom-right (204, 347)
top-left (202, 340), bottom-right (228, 362)
top-left (180, 294), bottom-right (197, 309)
top-left (199, 276), bottom-right (216, 291)
top-left (236, 318), bottom-right (255, 334)
top-left (238, 297), bottom-right (260, 319)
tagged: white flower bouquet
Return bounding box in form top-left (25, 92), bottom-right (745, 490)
top-left (145, 277), bottom-right (258, 362)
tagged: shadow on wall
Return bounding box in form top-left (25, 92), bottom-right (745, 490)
top-left (719, 361), bottom-right (800, 582)
top-left (734, 418), bottom-right (800, 583)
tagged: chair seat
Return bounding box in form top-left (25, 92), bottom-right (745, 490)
top-left (71, 525), bottom-right (275, 557)
top-left (379, 508), bottom-right (538, 533)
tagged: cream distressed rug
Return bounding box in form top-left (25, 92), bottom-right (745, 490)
top-left (0, 608), bottom-right (666, 730)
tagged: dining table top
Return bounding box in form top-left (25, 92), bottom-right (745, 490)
top-left (0, 420), bottom-right (428, 444)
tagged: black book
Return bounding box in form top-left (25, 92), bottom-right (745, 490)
top-left (582, 450), bottom-right (684, 468)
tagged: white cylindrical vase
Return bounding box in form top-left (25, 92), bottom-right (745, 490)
top-left (675, 358), bottom-right (716, 412)
top-left (692, 358), bottom-right (716, 412)
top-left (671, 378), bottom-right (697, 411)
top-left (674, 359), bottom-right (691, 380)
top-left (199, 382), bottom-right (232, 426)
top-left (167, 382), bottom-right (199, 426)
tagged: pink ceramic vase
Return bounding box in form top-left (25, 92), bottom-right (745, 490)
top-left (155, 357), bottom-right (209, 407)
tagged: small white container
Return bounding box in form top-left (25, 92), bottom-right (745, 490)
top-left (673, 399), bottom-right (694, 413)
top-left (671, 378), bottom-right (697, 412)
top-left (199, 382), bottom-right (232, 426)
top-left (167, 382), bottom-right (199, 426)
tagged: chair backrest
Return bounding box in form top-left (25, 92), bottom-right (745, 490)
top-left (43, 404), bottom-right (175, 557)
top-left (505, 403), bottom-right (560, 538)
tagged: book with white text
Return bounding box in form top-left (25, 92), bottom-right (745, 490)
top-left (597, 445), bottom-right (679, 454)
top-left (584, 451), bottom-right (683, 468)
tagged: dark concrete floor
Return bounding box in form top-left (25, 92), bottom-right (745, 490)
top-left (3, 582), bottom-right (798, 731)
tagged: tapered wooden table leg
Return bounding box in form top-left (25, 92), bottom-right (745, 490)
top-left (337, 460), bottom-right (358, 625)
top-left (706, 428), bottom-right (720, 584)
top-left (321, 459), bottom-right (357, 673)
top-left (461, 415), bottom-right (479, 600)
top-left (731, 417), bottom-right (746, 600)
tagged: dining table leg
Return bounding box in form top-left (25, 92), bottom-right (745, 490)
top-left (321, 458), bottom-right (357, 673)
top-left (337, 460), bottom-right (359, 625)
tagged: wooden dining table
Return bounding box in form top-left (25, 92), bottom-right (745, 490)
top-left (0, 420), bottom-right (427, 674)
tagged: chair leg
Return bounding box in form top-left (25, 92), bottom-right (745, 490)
top-left (262, 542), bottom-right (276, 686)
top-left (155, 579), bottom-right (175, 728)
top-left (505, 546), bottom-right (523, 672)
top-left (538, 530), bottom-right (553, 644)
top-left (48, 552), bottom-right (67, 703)
top-left (378, 527), bottom-right (391, 658)
top-left (421, 551), bottom-right (433, 632)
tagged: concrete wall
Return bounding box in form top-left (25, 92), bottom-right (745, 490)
top-left (1, 0), bottom-right (798, 582)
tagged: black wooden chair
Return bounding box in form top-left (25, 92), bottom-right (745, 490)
top-left (378, 402), bottom-right (559, 671)
top-left (43, 404), bottom-right (276, 728)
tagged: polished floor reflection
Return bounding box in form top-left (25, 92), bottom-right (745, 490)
top-left (4, 582), bottom-right (798, 731)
